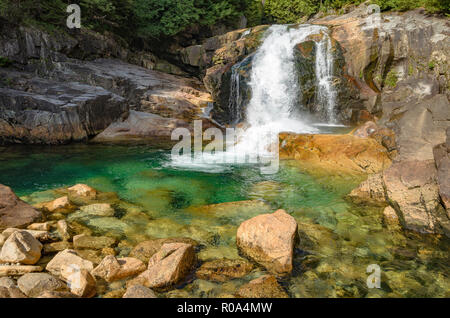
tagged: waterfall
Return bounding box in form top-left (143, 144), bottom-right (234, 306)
top-left (232, 24), bottom-right (337, 156)
top-left (227, 61), bottom-right (243, 125)
top-left (315, 37), bottom-right (337, 123)
top-left (170, 24), bottom-right (340, 173)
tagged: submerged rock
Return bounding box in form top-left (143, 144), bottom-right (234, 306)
top-left (237, 275), bottom-right (288, 298)
top-left (123, 285), bottom-right (157, 298)
top-left (73, 234), bottom-right (116, 250)
top-left (236, 209), bottom-right (298, 276)
top-left (347, 173), bottom-right (386, 206)
top-left (0, 230), bottom-right (42, 265)
top-left (36, 196), bottom-right (74, 214)
top-left (196, 258), bottom-right (254, 282)
top-left (128, 243), bottom-right (196, 290)
top-left (0, 184), bottom-right (42, 230)
top-left (0, 265), bottom-right (43, 277)
top-left (129, 237), bottom-right (198, 264)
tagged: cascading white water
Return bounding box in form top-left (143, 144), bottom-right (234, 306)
top-left (170, 24), bottom-right (340, 172)
top-left (315, 37), bottom-right (337, 123)
top-left (233, 24), bottom-right (336, 156)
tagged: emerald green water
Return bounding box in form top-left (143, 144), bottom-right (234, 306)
top-left (0, 144), bottom-right (448, 298)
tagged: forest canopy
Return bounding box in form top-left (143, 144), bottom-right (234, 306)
top-left (0, 0), bottom-right (448, 40)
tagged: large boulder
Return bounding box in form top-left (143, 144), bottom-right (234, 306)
top-left (127, 243), bottom-right (196, 290)
top-left (279, 133), bottom-right (392, 175)
top-left (0, 185), bottom-right (42, 230)
top-left (0, 230), bottom-right (42, 265)
top-left (236, 209), bottom-right (298, 276)
top-left (383, 160), bottom-right (449, 234)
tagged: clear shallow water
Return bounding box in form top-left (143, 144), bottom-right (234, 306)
top-left (0, 144), bottom-right (448, 298)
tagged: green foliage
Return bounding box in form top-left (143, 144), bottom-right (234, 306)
top-left (0, 0), bottom-right (448, 41)
top-left (370, 0), bottom-right (449, 14)
top-left (0, 56), bottom-right (13, 68)
top-left (263, 0), bottom-right (320, 23)
top-left (385, 69), bottom-right (398, 87)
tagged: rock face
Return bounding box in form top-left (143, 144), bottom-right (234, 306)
top-left (279, 134), bottom-right (391, 175)
top-left (236, 210), bottom-right (298, 276)
top-left (434, 135), bottom-right (450, 214)
top-left (383, 160), bottom-right (449, 234)
top-left (17, 273), bottom-right (66, 297)
top-left (128, 243), bottom-right (196, 290)
top-left (0, 230), bottom-right (42, 265)
top-left (0, 72), bottom-right (126, 145)
top-left (93, 111), bottom-right (190, 143)
top-left (0, 19), bottom-right (213, 145)
top-left (0, 185), bottom-right (42, 230)
top-left (196, 258), bottom-right (254, 282)
top-left (237, 275), bottom-right (288, 298)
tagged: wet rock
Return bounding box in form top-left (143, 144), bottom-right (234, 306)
top-left (236, 210), bottom-right (298, 276)
top-left (56, 220), bottom-right (72, 241)
top-left (0, 230), bottom-right (42, 265)
top-left (347, 173), bottom-right (386, 206)
top-left (433, 140), bottom-right (450, 214)
top-left (27, 223), bottom-right (50, 231)
top-left (61, 265), bottom-right (96, 298)
top-left (383, 160), bottom-right (449, 234)
top-left (123, 285), bottom-right (157, 298)
top-left (46, 249), bottom-right (94, 278)
top-left (1, 228), bottom-right (51, 243)
top-left (0, 265), bottom-right (43, 276)
top-left (127, 243), bottom-right (196, 290)
top-left (0, 277), bottom-right (15, 288)
top-left (0, 184), bottom-right (42, 230)
top-left (36, 196), bottom-right (73, 214)
top-left (68, 204), bottom-right (115, 223)
top-left (73, 249), bottom-right (104, 266)
top-left (196, 258), bottom-right (254, 282)
top-left (37, 291), bottom-right (78, 298)
top-left (383, 206), bottom-right (401, 230)
top-left (279, 134), bottom-right (392, 175)
top-left (68, 184), bottom-right (97, 199)
top-left (0, 285), bottom-right (27, 298)
top-left (17, 273), bottom-right (67, 297)
top-left (130, 237), bottom-right (198, 264)
top-left (73, 234), bottom-right (116, 250)
top-left (237, 275), bottom-right (288, 298)
top-left (43, 241), bottom-right (73, 254)
top-left (92, 255), bottom-right (146, 282)
top-left (93, 111), bottom-right (191, 143)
